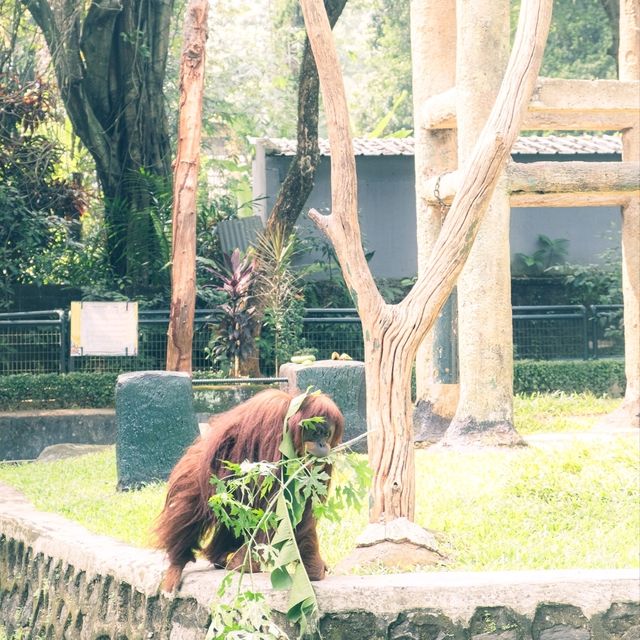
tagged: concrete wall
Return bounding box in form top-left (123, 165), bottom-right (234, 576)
top-left (1, 483), bottom-right (638, 639)
top-left (266, 155), bottom-right (419, 279)
top-left (258, 153), bottom-right (621, 279)
top-left (0, 409), bottom-right (116, 461)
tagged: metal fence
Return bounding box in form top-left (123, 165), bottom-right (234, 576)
top-left (0, 304), bottom-right (624, 376)
top-left (512, 305), bottom-right (589, 360)
top-left (0, 309), bottom-right (220, 376)
top-left (301, 308), bottom-right (364, 362)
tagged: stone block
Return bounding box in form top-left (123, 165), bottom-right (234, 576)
top-left (601, 602), bottom-right (640, 639)
top-left (532, 604), bottom-right (590, 640)
top-left (37, 443), bottom-right (110, 462)
top-left (115, 371), bottom-right (198, 490)
top-left (279, 360), bottom-right (367, 451)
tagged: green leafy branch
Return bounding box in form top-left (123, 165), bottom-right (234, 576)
top-left (206, 389), bottom-right (371, 640)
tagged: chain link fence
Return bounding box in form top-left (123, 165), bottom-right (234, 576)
top-left (301, 309), bottom-right (364, 361)
top-left (0, 304), bottom-right (624, 376)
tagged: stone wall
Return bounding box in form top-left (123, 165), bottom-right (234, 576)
top-left (1, 483), bottom-right (638, 639)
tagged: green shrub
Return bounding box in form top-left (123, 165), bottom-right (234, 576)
top-left (514, 359), bottom-right (625, 396)
top-left (0, 373), bottom-right (118, 410)
top-left (0, 359), bottom-right (626, 411)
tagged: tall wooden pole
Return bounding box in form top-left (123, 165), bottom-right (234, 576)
top-left (411, 0), bottom-right (460, 444)
top-left (166, 0), bottom-right (208, 373)
top-left (443, 0), bottom-right (524, 446)
top-left (616, 0), bottom-right (640, 427)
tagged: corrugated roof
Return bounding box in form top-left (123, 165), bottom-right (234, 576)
top-left (217, 216), bottom-right (264, 255)
top-left (257, 134), bottom-right (622, 157)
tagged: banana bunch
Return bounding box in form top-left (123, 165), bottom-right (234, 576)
top-left (290, 354), bottom-right (316, 365)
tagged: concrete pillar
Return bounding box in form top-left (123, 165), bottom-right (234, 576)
top-left (280, 360), bottom-right (366, 450)
top-left (411, 0), bottom-right (460, 445)
top-left (616, 0), bottom-right (640, 427)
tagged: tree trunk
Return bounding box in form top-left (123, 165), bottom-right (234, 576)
top-left (23, 0), bottom-right (174, 294)
top-left (411, 0), bottom-right (459, 445)
top-left (266, 0), bottom-right (348, 239)
top-left (301, 0), bottom-right (552, 533)
top-left (166, 0), bottom-right (208, 373)
top-left (611, 0), bottom-right (640, 427)
top-left (364, 312), bottom-right (417, 521)
top-left (242, 0), bottom-right (347, 377)
top-left (443, 0), bottom-right (523, 446)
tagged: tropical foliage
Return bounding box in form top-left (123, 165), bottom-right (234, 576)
top-left (0, 0), bottom-right (622, 367)
top-left (0, 74), bottom-right (85, 308)
top-left (205, 249), bottom-right (258, 377)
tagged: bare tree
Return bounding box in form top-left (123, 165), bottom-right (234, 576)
top-left (299, 0), bottom-right (552, 550)
top-left (166, 0), bottom-right (208, 373)
top-left (243, 0), bottom-right (348, 377)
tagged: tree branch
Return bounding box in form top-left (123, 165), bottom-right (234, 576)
top-left (300, 0), bottom-right (383, 314)
top-left (267, 0), bottom-right (347, 238)
top-left (403, 0), bottom-right (553, 334)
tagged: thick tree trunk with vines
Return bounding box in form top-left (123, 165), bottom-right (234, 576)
top-left (22, 0), bottom-right (174, 294)
top-left (301, 0), bottom-right (552, 538)
top-left (166, 0), bottom-right (208, 373)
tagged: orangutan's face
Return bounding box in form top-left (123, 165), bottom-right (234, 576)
top-left (303, 420), bottom-right (336, 458)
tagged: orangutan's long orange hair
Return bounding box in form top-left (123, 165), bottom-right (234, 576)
top-left (154, 388), bottom-right (344, 591)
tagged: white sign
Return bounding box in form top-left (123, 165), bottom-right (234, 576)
top-left (70, 301), bottom-right (138, 356)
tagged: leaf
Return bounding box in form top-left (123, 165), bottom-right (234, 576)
top-left (270, 566), bottom-right (293, 590)
top-left (286, 562), bottom-right (318, 626)
top-left (279, 388), bottom-right (313, 458)
top-left (273, 538), bottom-right (301, 567)
top-left (272, 492), bottom-right (296, 545)
top-left (279, 430), bottom-right (297, 460)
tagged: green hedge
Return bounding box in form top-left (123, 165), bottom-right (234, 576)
top-left (0, 373), bottom-right (118, 411)
top-left (0, 359), bottom-right (627, 411)
top-left (0, 370), bottom-right (224, 411)
top-left (514, 359), bottom-right (625, 396)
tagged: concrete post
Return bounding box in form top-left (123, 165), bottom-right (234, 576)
top-left (411, 0), bottom-right (460, 445)
top-left (115, 371), bottom-right (199, 490)
top-left (279, 360), bottom-right (367, 450)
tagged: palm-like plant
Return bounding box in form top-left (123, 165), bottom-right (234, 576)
top-left (255, 224), bottom-right (305, 373)
top-left (207, 249), bottom-right (257, 377)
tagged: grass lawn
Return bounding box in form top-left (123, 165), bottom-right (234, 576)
top-left (0, 393), bottom-right (637, 572)
top-left (513, 392), bottom-right (621, 434)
